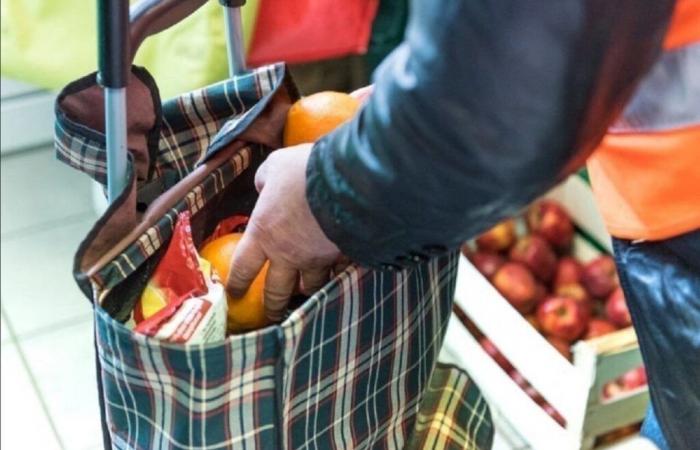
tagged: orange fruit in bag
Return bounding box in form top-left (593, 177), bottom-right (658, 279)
top-left (200, 233), bottom-right (270, 334)
top-left (283, 91), bottom-right (360, 146)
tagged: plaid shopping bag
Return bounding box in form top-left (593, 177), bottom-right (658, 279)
top-left (54, 63), bottom-right (493, 450)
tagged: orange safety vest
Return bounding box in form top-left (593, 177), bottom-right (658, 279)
top-left (587, 0), bottom-right (700, 241)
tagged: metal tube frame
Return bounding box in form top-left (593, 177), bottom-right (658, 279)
top-left (101, 0), bottom-right (247, 204)
top-left (105, 88), bottom-right (129, 203)
top-left (223, 6), bottom-right (246, 76)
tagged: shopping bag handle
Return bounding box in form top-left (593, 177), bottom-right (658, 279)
top-left (97, 0), bottom-right (246, 203)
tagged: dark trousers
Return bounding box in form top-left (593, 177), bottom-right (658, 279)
top-left (613, 229), bottom-right (700, 450)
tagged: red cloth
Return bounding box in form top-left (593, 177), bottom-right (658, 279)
top-left (247, 0), bottom-right (379, 66)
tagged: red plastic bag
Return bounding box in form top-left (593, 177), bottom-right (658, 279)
top-left (247, 0), bottom-right (379, 66)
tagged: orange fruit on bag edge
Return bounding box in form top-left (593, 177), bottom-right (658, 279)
top-left (283, 91), bottom-right (360, 147)
top-left (200, 233), bottom-right (270, 334)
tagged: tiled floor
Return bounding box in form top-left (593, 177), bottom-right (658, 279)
top-left (1, 146), bottom-right (103, 450)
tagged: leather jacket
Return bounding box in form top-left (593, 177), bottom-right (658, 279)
top-left (306, 0), bottom-right (675, 268)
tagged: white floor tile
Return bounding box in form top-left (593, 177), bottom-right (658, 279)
top-left (1, 342), bottom-right (62, 450)
top-left (1, 311), bottom-right (11, 343)
top-left (21, 320), bottom-right (103, 450)
top-left (1, 148), bottom-right (94, 236)
top-left (1, 217), bottom-right (96, 337)
top-left (492, 429), bottom-right (518, 450)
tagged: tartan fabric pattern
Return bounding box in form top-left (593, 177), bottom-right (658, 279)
top-left (406, 365), bottom-right (493, 450)
top-left (96, 253), bottom-right (466, 450)
top-left (96, 306), bottom-right (281, 450)
top-left (54, 64), bottom-right (285, 186)
top-left (92, 148), bottom-right (253, 294)
top-left (55, 64), bottom-right (492, 450)
top-left (280, 257), bottom-right (457, 449)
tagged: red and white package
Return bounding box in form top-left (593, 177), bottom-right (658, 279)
top-left (130, 211), bottom-right (227, 344)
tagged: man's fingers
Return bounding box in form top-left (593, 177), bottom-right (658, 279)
top-left (264, 263), bottom-right (298, 321)
top-left (300, 268), bottom-right (330, 295)
top-left (227, 234), bottom-right (267, 298)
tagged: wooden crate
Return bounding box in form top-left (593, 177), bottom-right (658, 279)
top-left (440, 176), bottom-right (648, 450)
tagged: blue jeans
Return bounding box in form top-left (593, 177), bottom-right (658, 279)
top-left (613, 229), bottom-right (700, 450)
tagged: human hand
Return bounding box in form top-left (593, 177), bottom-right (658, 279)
top-left (227, 144), bottom-right (341, 321)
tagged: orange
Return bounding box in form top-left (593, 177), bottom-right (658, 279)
top-left (200, 233), bottom-right (270, 334)
top-left (283, 91), bottom-right (360, 146)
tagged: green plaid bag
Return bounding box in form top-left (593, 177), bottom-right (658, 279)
top-left (54, 63), bottom-right (493, 450)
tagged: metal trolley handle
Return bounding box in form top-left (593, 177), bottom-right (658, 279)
top-left (97, 0), bottom-right (247, 203)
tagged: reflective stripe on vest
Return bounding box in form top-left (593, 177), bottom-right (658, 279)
top-left (587, 2), bottom-right (700, 241)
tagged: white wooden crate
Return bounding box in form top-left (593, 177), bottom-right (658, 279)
top-left (442, 175), bottom-right (648, 450)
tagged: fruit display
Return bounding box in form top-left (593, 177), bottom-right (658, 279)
top-left (464, 198), bottom-right (645, 423)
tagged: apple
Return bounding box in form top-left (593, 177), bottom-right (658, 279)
top-left (476, 219), bottom-right (517, 253)
top-left (553, 257), bottom-right (583, 288)
top-left (479, 337), bottom-right (513, 372)
top-left (526, 200), bottom-right (574, 252)
top-left (533, 282), bottom-right (548, 306)
top-left (606, 287), bottom-right (632, 328)
top-left (524, 314), bottom-right (542, 332)
top-left (509, 235), bottom-right (557, 282)
top-left (584, 318), bottom-right (618, 339)
top-left (492, 263), bottom-right (538, 314)
top-left (597, 425), bottom-right (641, 445)
top-left (468, 250), bottom-right (505, 279)
top-left (581, 256), bottom-right (619, 299)
top-left (541, 402), bottom-right (566, 427)
top-left (460, 242), bottom-right (473, 258)
top-left (620, 366), bottom-right (647, 390)
top-left (555, 283), bottom-right (592, 316)
top-left (602, 380), bottom-right (624, 400)
top-left (546, 336), bottom-right (572, 361)
top-left (536, 296), bottom-right (589, 342)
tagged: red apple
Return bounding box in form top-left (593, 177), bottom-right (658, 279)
top-left (541, 402), bottom-right (566, 427)
top-left (476, 219), bottom-right (517, 253)
top-left (468, 250), bottom-right (505, 279)
top-left (555, 283), bottom-right (592, 316)
top-left (546, 336), bottom-right (572, 361)
top-left (527, 200), bottom-right (574, 252)
top-left (605, 287), bottom-right (632, 328)
top-left (492, 263), bottom-right (538, 314)
top-left (597, 425), bottom-right (641, 445)
top-left (584, 318), bottom-right (618, 339)
top-left (460, 242), bottom-right (473, 258)
top-left (509, 235), bottom-right (557, 282)
top-left (602, 380), bottom-right (625, 400)
top-left (620, 366), bottom-right (647, 391)
top-left (581, 256), bottom-right (619, 299)
top-left (524, 314), bottom-right (542, 332)
top-left (479, 337), bottom-right (513, 372)
top-left (553, 257), bottom-right (583, 288)
top-left (536, 296), bottom-right (589, 342)
top-left (533, 282), bottom-right (548, 306)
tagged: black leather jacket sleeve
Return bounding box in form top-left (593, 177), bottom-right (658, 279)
top-left (305, 0), bottom-right (674, 268)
